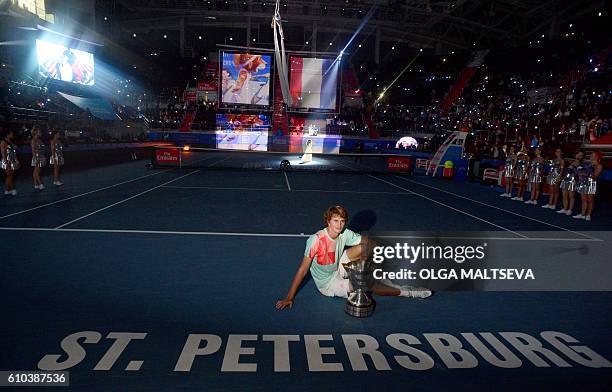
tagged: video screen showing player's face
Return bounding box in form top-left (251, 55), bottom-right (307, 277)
top-left (221, 52), bottom-right (271, 106)
top-left (36, 40), bottom-right (95, 86)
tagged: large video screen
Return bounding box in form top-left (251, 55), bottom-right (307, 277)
top-left (290, 57), bottom-right (339, 110)
top-left (216, 114), bottom-right (270, 151)
top-left (36, 40), bottom-right (95, 86)
top-left (221, 52), bottom-right (271, 106)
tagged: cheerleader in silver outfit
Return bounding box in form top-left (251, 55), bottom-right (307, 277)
top-left (30, 126), bottom-right (46, 190)
top-left (49, 131), bottom-right (64, 186)
top-left (574, 151), bottom-right (603, 221)
top-left (525, 148), bottom-right (544, 205)
top-left (511, 151), bottom-right (530, 201)
top-left (557, 151), bottom-right (584, 216)
top-left (1, 127), bottom-right (20, 195)
top-left (542, 148), bottom-right (565, 209)
top-left (500, 145), bottom-right (517, 197)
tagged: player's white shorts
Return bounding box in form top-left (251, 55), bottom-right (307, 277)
top-left (317, 263), bottom-right (350, 298)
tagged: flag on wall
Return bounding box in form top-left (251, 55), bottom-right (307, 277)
top-left (290, 57), bottom-right (339, 110)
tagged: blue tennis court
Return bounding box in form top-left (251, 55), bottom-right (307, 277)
top-left (1, 160), bottom-right (611, 390)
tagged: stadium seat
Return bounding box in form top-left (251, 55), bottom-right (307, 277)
top-left (482, 168), bottom-right (502, 185)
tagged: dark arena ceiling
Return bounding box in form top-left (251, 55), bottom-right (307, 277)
top-left (95, 0), bottom-right (606, 55)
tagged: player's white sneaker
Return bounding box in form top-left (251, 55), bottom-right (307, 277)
top-left (400, 287), bottom-right (433, 299)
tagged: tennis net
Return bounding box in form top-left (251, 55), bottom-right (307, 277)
top-left (150, 146), bottom-right (413, 174)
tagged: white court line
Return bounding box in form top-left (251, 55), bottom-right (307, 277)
top-left (55, 170), bottom-right (200, 229)
top-left (0, 152), bottom-right (223, 221)
top-left (0, 227), bottom-right (602, 241)
top-left (165, 185), bottom-right (286, 191)
top-left (295, 189), bottom-right (408, 195)
top-left (369, 175), bottom-right (528, 238)
top-left (393, 175), bottom-right (599, 241)
top-left (283, 172), bottom-right (291, 191)
top-left (0, 169), bottom-right (172, 220)
top-left (161, 185), bottom-right (408, 195)
top-left (180, 151), bottom-right (227, 168)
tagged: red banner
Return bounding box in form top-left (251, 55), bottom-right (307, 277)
top-left (441, 67), bottom-right (477, 112)
top-left (155, 149), bottom-right (180, 165)
top-left (387, 156), bottom-right (411, 172)
top-left (184, 91), bottom-right (197, 103)
top-left (197, 82), bottom-right (218, 91)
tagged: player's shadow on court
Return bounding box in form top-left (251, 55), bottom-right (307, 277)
top-left (348, 210), bottom-right (377, 233)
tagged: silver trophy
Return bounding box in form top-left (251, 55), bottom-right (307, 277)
top-left (344, 259), bottom-right (376, 317)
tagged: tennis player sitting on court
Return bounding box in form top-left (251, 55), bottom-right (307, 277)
top-left (276, 205), bottom-right (432, 310)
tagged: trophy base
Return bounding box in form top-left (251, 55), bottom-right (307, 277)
top-left (345, 302), bottom-right (375, 318)
top-left (345, 292), bottom-right (375, 318)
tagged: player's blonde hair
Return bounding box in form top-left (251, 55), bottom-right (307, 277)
top-left (323, 205), bottom-right (348, 224)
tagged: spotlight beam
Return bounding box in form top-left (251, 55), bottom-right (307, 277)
top-left (375, 50), bottom-right (422, 104)
top-left (325, 2), bottom-right (378, 75)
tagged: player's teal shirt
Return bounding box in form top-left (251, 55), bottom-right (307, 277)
top-left (304, 228), bottom-right (361, 288)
